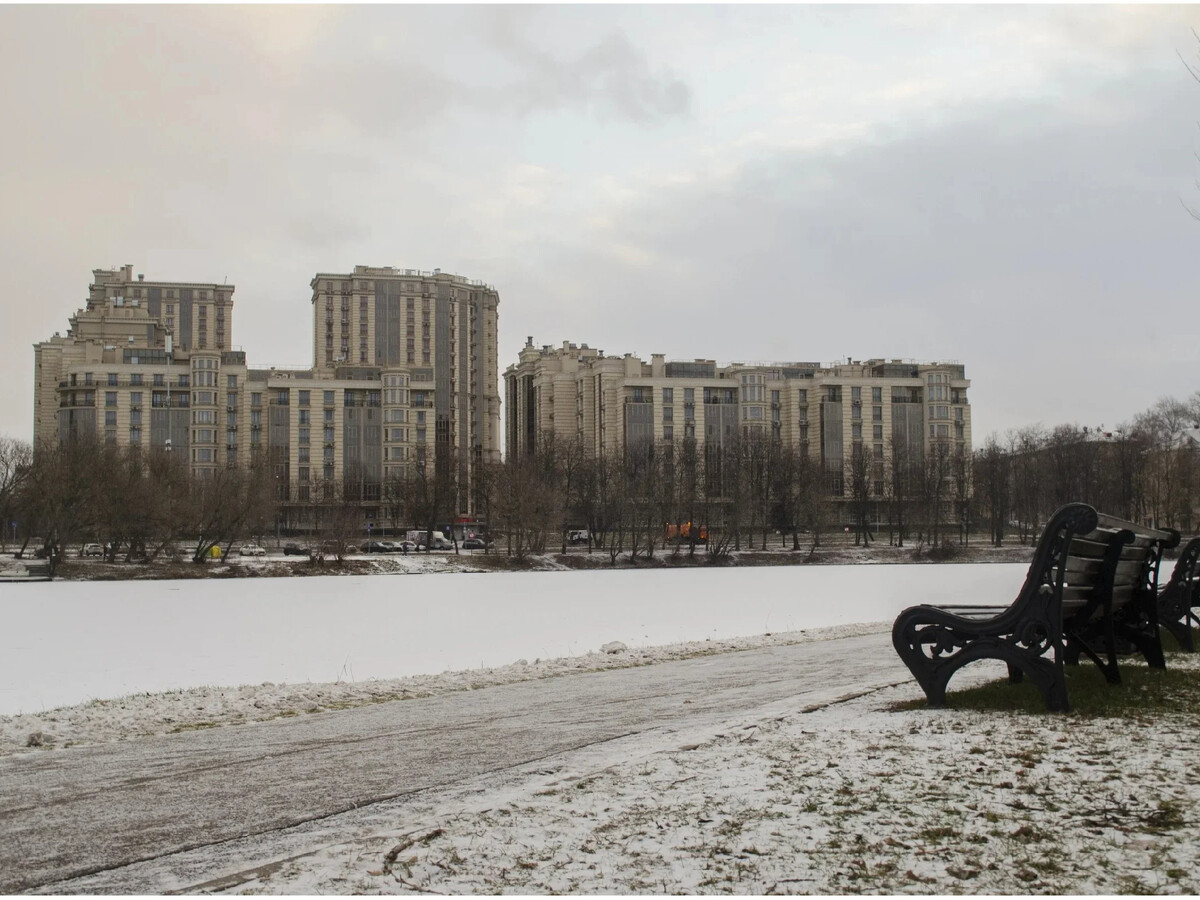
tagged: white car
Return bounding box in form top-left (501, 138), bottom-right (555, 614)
top-left (238, 543), bottom-right (267, 557)
top-left (80, 543), bottom-right (103, 558)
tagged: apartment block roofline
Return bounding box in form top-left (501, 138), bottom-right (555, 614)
top-left (91, 266), bottom-right (233, 290)
top-left (309, 266), bottom-right (495, 291)
top-left (511, 339), bottom-right (963, 375)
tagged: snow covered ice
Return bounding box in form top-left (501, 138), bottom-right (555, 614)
top-left (3, 561), bottom-right (1198, 894)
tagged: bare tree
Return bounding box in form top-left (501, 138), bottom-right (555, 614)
top-left (845, 442), bottom-right (874, 546)
top-left (973, 436), bottom-right (1010, 547)
top-left (0, 436), bottom-right (31, 552)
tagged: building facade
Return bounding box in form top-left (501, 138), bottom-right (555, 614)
top-left (33, 264), bottom-right (502, 524)
top-left (505, 338), bottom-right (971, 515)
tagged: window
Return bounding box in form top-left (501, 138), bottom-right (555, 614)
top-left (299, 427), bottom-right (310, 444)
top-left (872, 387), bottom-right (882, 403)
top-left (251, 392), bottom-right (262, 408)
top-left (873, 405), bottom-right (883, 422)
top-left (153, 374), bottom-right (164, 387)
top-left (129, 426), bottom-right (141, 442)
top-left (299, 409), bottom-right (310, 426)
top-left (324, 426), bottom-right (334, 443)
top-left (299, 447), bottom-right (310, 463)
top-left (663, 406), bottom-right (673, 421)
top-left (873, 424), bottom-right (883, 440)
top-left (324, 390), bottom-right (335, 406)
top-left (105, 411), bottom-right (117, 426)
top-left (684, 388), bottom-right (694, 402)
top-left (130, 392), bottom-right (142, 408)
top-left (662, 388), bottom-right (673, 403)
top-left (851, 387), bottom-right (861, 402)
top-left (298, 390), bottom-right (310, 407)
top-left (852, 421), bottom-right (862, 439)
top-left (107, 373), bottom-right (118, 386)
top-left (178, 375), bottom-right (189, 388)
top-left (663, 424), bottom-right (674, 441)
top-left (105, 392), bottom-right (117, 407)
top-left (227, 374), bottom-right (238, 389)
top-left (130, 373), bottom-right (142, 386)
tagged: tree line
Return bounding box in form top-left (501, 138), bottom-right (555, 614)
top-left (2, 389), bottom-right (1195, 572)
top-left (972, 394), bottom-right (1200, 546)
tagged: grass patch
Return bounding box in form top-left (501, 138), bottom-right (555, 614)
top-left (1159, 626), bottom-right (1200, 653)
top-left (890, 657), bottom-right (1200, 716)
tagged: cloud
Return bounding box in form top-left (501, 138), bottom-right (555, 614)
top-left (498, 65), bottom-right (1199, 438)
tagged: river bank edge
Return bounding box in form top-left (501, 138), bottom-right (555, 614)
top-left (37, 541), bottom-right (1042, 581)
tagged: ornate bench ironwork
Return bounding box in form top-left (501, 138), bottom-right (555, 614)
top-left (892, 503), bottom-right (1179, 712)
top-left (1157, 537), bottom-right (1200, 652)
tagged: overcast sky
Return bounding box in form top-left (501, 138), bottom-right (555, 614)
top-left (2, 4), bottom-right (1198, 443)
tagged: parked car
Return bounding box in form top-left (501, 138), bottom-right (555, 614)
top-left (282, 542), bottom-right (309, 556)
top-left (238, 543), bottom-right (267, 557)
top-left (361, 540), bottom-right (391, 553)
top-left (80, 543), bottom-right (103, 558)
top-left (398, 541), bottom-right (417, 553)
top-left (461, 538), bottom-right (487, 550)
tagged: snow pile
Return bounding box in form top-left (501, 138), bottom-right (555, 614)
top-left (222, 657), bottom-right (1200, 896)
top-left (0, 623), bottom-right (885, 755)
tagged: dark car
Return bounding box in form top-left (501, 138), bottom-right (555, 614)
top-left (282, 542), bottom-right (309, 556)
top-left (361, 540), bottom-right (391, 553)
top-left (461, 538), bottom-right (487, 550)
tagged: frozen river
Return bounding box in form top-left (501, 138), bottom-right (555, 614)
top-left (0, 563), bottom-right (1031, 715)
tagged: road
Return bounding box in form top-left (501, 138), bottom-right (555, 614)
top-left (0, 631), bottom-right (906, 894)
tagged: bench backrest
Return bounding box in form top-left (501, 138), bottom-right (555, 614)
top-left (1018, 504), bottom-right (1178, 627)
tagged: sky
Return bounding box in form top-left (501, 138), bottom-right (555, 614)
top-left (1, 4), bottom-right (1198, 444)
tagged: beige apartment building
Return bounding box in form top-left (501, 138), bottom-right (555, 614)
top-left (33, 264), bottom-right (502, 525)
top-left (505, 338), bottom-right (971, 514)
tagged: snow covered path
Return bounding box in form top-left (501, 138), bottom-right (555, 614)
top-left (2, 631), bottom-right (908, 893)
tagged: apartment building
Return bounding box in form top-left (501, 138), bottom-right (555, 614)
top-left (33, 264), bottom-right (502, 522)
top-left (308, 266), bottom-right (502, 501)
top-left (505, 338), bottom-right (971, 507)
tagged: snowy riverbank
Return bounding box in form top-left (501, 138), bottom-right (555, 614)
top-left (0, 622), bottom-right (883, 755)
top-left (23, 631), bottom-right (1200, 896)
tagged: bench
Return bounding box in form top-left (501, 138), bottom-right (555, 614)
top-left (892, 503), bottom-right (1179, 712)
top-left (1157, 537), bottom-right (1200, 652)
